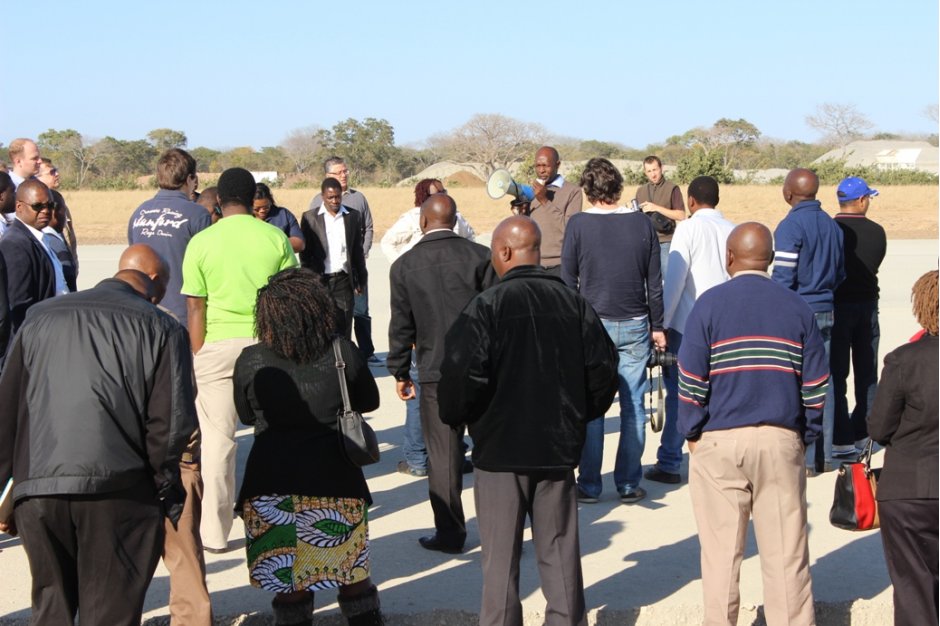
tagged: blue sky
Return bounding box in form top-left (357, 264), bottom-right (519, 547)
top-left (2, 0), bottom-right (937, 151)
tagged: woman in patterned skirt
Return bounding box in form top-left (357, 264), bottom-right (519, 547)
top-left (234, 268), bottom-right (382, 626)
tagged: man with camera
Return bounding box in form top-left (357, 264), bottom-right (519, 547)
top-left (510, 146), bottom-right (582, 276)
top-left (647, 176), bottom-right (735, 485)
top-left (636, 155), bottom-right (686, 276)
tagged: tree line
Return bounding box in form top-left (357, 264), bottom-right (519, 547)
top-left (10, 102), bottom-right (938, 190)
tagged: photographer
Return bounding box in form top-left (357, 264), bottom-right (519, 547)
top-left (636, 156), bottom-right (687, 276)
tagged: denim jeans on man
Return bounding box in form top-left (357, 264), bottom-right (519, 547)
top-left (806, 310), bottom-right (834, 469)
top-left (654, 329), bottom-right (685, 474)
top-left (403, 352), bottom-right (427, 471)
top-left (353, 284), bottom-right (375, 357)
top-left (831, 301), bottom-right (879, 446)
top-left (578, 317), bottom-right (651, 497)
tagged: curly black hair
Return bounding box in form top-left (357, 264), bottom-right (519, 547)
top-left (254, 268), bottom-right (337, 363)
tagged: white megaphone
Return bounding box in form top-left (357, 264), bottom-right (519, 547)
top-left (486, 169), bottom-right (535, 203)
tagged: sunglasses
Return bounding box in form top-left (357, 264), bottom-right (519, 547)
top-left (20, 200), bottom-right (58, 212)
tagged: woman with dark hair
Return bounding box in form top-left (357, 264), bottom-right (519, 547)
top-left (379, 178), bottom-right (475, 263)
top-left (868, 269), bottom-right (938, 626)
top-left (254, 183), bottom-right (305, 252)
top-left (233, 268), bottom-right (382, 626)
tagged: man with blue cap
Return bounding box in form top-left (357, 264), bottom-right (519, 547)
top-left (831, 176), bottom-right (886, 459)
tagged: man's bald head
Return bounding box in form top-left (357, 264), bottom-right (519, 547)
top-left (113, 269), bottom-right (155, 301)
top-left (491, 215), bottom-right (541, 277)
top-left (782, 168), bottom-right (819, 206)
top-left (726, 222), bottom-right (774, 276)
top-left (419, 193), bottom-right (458, 233)
top-left (118, 244), bottom-right (170, 304)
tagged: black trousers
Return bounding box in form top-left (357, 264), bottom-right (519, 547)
top-left (880, 498), bottom-right (939, 626)
top-left (419, 382), bottom-right (466, 546)
top-left (15, 484), bottom-right (164, 626)
top-left (322, 272), bottom-right (354, 340)
top-left (474, 468), bottom-right (586, 626)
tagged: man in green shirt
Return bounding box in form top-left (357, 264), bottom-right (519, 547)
top-left (182, 167), bottom-right (297, 552)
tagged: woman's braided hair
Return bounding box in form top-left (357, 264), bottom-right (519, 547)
top-left (254, 268), bottom-right (337, 363)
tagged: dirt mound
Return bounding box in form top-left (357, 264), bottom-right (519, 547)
top-left (443, 170), bottom-right (484, 187)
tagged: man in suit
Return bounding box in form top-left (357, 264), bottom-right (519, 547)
top-left (1, 179), bottom-right (66, 335)
top-left (300, 176), bottom-right (367, 340)
top-left (387, 193), bottom-right (497, 554)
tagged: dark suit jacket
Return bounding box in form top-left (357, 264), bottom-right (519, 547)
top-left (868, 334), bottom-right (938, 501)
top-left (299, 205), bottom-right (367, 290)
top-left (0, 219), bottom-right (56, 334)
top-left (387, 230), bottom-right (497, 383)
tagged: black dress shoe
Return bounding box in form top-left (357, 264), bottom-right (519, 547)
top-left (418, 534), bottom-right (464, 554)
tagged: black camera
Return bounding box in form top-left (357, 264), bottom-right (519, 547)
top-left (648, 351), bottom-right (677, 368)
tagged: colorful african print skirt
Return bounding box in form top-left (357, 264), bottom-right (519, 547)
top-left (242, 494), bottom-right (370, 592)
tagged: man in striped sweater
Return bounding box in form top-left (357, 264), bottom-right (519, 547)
top-left (677, 222), bottom-right (828, 626)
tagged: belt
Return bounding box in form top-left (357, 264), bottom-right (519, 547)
top-left (324, 271), bottom-right (347, 278)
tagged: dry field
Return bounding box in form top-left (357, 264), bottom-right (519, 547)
top-left (63, 184), bottom-right (938, 245)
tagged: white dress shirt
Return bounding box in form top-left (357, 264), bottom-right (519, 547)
top-left (318, 204), bottom-right (349, 274)
top-left (663, 207), bottom-right (735, 332)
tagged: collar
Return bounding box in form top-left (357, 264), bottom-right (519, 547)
top-left (584, 205), bottom-right (636, 214)
top-left (647, 177), bottom-right (668, 188)
top-left (789, 199), bottom-right (823, 213)
top-left (835, 212), bottom-right (868, 219)
top-left (731, 270), bottom-right (771, 279)
top-left (690, 207), bottom-right (720, 217)
top-left (95, 277), bottom-right (149, 299)
top-left (318, 204), bottom-right (349, 217)
top-left (540, 174), bottom-right (564, 187)
top-left (155, 188), bottom-right (191, 200)
top-left (343, 188), bottom-right (358, 197)
top-left (500, 264), bottom-right (563, 283)
top-left (423, 227), bottom-right (453, 235)
top-left (15, 215), bottom-right (45, 241)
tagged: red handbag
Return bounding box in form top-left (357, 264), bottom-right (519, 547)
top-left (829, 439), bottom-right (880, 531)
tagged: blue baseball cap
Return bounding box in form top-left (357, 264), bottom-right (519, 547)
top-left (837, 177), bottom-right (879, 203)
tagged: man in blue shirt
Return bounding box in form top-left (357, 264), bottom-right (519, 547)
top-left (127, 149), bottom-right (213, 328)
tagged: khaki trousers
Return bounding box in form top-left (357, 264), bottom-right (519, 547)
top-left (163, 462), bottom-right (213, 626)
top-left (194, 337), bottom-right (256, 550)
top-left (689, 426), bottom-right (815, 626)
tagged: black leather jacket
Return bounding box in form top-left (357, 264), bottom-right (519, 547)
top-left (0, 279), bottom-right (197, 507)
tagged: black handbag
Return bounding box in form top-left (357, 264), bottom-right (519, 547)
top-left (829, 439), bottom-right (880, 531)
top-left (332, 338), bottom-right (380, 467)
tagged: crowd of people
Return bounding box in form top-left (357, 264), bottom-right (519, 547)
top-left (0, 137), bottom-right (935, 626)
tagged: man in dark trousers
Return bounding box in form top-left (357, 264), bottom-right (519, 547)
top-left (300, 176), bottom-right (367, 340)
top-left (831, 176), bottom-right (886, 458)
top-left (440, 216), bottom-right (618, 626)
top-left (387, 193), bottom-right (496, 554)
top-left (0, 256), bottom-right (197, 626)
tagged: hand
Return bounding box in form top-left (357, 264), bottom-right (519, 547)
top-left (687, 439), bottom-right (698, 453)
top-left (533, 180), bottom-right (549, 204)
top-left (0, 516), bottom-right (17, 536)
top-left (510, 201), bottom-right (531, 216)
top-left (396, 379), bottom-right (416, 401)
top-left (651, 330), bottom-right (667, 352)
top-left (354, 287), bottom-right (363, 295)
top-left (641, 201), bottom-right (665, 215)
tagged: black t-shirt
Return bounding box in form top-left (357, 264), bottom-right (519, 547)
top-left (834, 213), bottom-right (887, 303)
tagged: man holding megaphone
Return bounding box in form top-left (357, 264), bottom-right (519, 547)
top-left (509, 146), bottom-right (582, 276)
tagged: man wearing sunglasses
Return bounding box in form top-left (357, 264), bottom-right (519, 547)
top-left (0, 179), bottom-right (67, 337)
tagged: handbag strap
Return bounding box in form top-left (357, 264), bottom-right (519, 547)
top-left (332, 338), bottom-right (353, 413)
top-left (858, 437), bottom-right (874, 469)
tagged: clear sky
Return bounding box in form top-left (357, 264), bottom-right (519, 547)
top-left (2, 0), bottom-right (937, 151)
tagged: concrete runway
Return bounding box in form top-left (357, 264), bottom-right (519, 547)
top-left (0, 239), bottom-right (936, 625)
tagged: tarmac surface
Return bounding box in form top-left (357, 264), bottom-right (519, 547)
top-left (0, 238), bottom-right (936, 625)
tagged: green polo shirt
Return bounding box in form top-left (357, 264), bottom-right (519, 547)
top-left (181, 214), bottom-right (298, 343)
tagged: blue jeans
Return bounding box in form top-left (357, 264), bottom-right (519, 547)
top-left (578, 318), bottom-right (650, 497)
top-left (353, 284), bottom-right (374, 357)
top-left (806, 310), bottom-right (834, 468)
top-left (831, 301), bottom-right (879, 445)
top-left (659, 240), bottom-right (670, 282)
top-left (403, 354), bottom-right (427, 470)
top-left (655, 329), bottom-right (685, 474)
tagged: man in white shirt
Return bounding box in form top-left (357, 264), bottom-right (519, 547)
top-left (0, 172), bottom-right (15, 238)
top-left (7, 139), bottom-right (43, 189)
top-left (646, 176), bottom-right (735, 485)
top-left (299, 177), bottom-right (367, 339)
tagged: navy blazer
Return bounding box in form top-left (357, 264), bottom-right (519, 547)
top-left (299, 205), bottom-right (367, 291)
top-left (0, 219), bottom-right (56, 334)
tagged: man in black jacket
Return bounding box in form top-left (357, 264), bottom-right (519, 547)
top-left (0, 255), bottom-right (197, 626)
top-left (440, 216), bottom-right (618, 625)
top-left (387, 193), bottom-right (497, 554)
top-left (300, 177), bottom-right (367, 340)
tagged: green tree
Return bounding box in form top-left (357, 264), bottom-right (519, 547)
top-left (675, 147), bottom-right (733, 184)
top-left (326, 118), bottom-right (403, 185)
top-left (37, 128), bottom-right (99, 188)
top-left (190, 146), bottom-right (221, 172)
top-left (147, 128), bottom-right (188, 152)
top-left (429, 113), bottom-right (546, 180)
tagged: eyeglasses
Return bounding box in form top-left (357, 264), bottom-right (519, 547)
top-left (329, 169), bottom-right (350, 176)
top-left (20, 200), bottom-right (57, 212)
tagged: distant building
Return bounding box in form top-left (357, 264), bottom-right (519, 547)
top-left (814, 140), bottom-right (939, 174)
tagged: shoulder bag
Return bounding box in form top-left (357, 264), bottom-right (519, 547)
top-left (332, 338), bottom-right (381, 467)
top-left (829, 439), bottom-right (879, 531)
